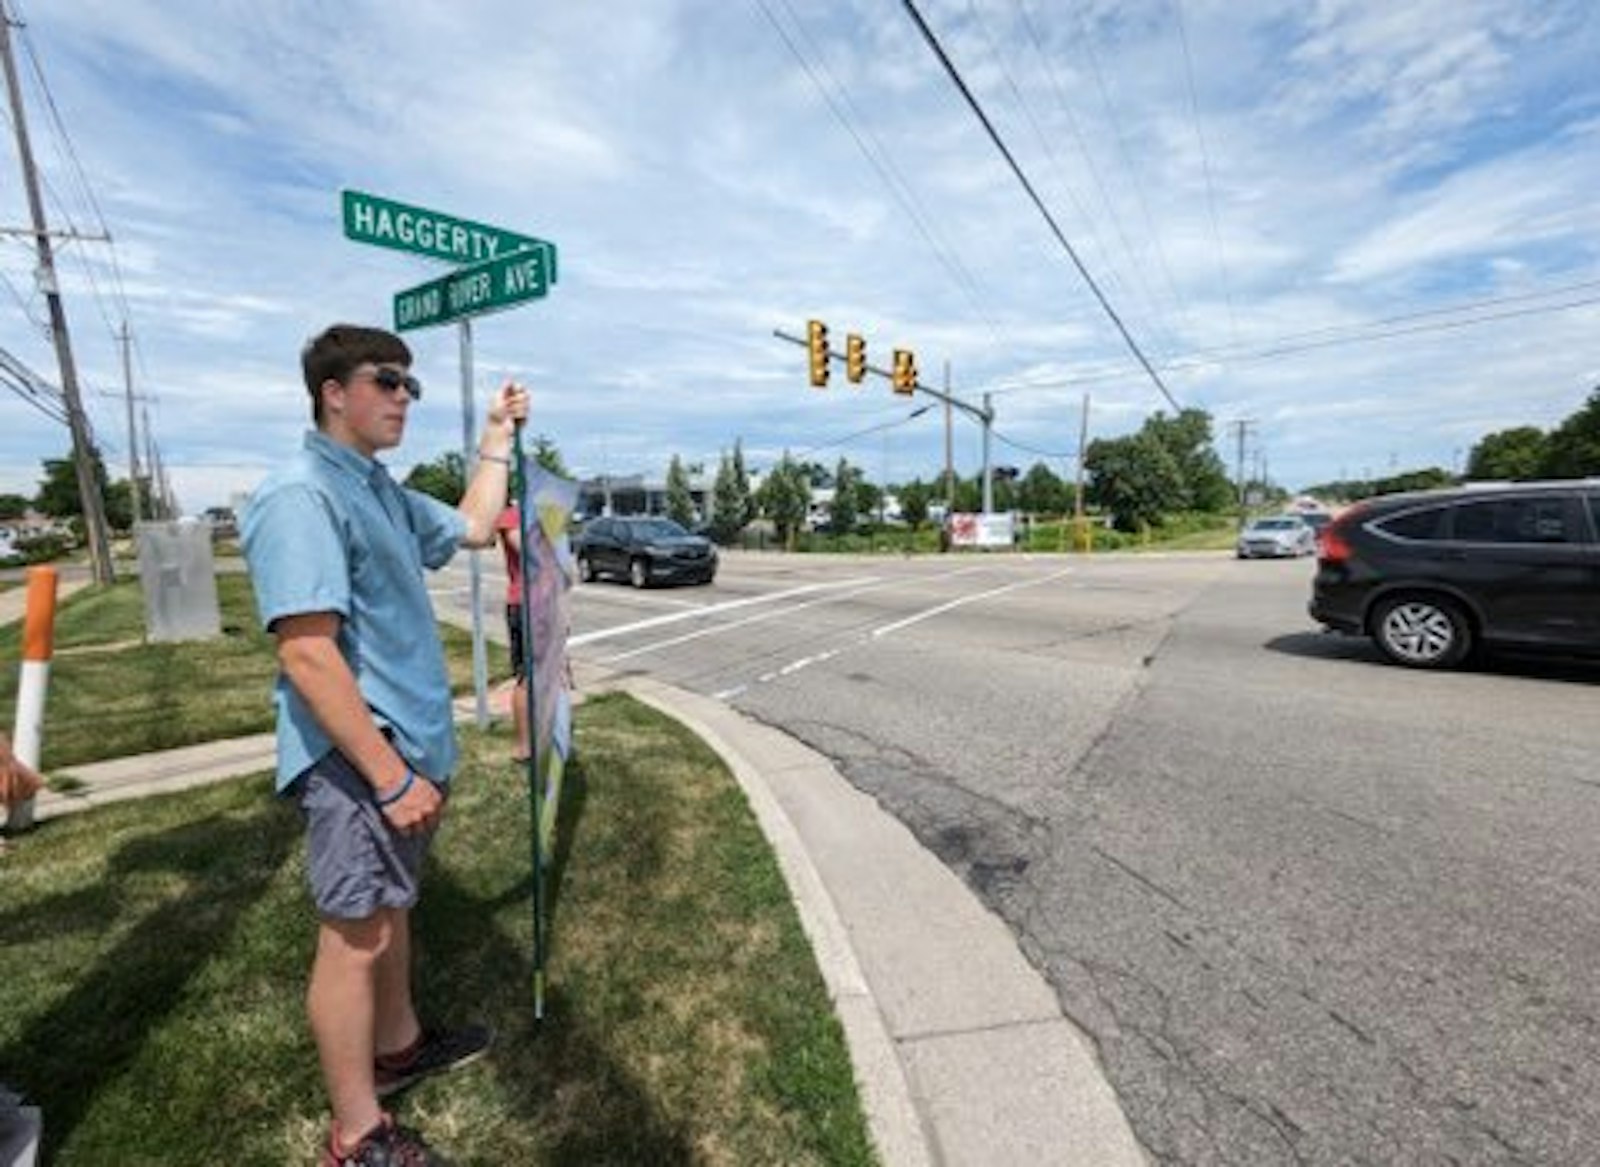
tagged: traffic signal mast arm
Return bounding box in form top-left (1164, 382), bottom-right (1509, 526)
top-left (771, 327), bottom-right (992, 425)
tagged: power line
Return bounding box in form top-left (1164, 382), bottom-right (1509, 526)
top-left (990, 427), bottom-right (1075, 459)
top-left (754, 0), bottom-right (1009, 344)
top-left (900, 0), bottom-right (1182, 413)
top-left (1172, 0), bottom-right (1239, 346)
top-left (982, 278), bottom-right (1600, 397)
top-left (797, 405), bottom-right (933, 459)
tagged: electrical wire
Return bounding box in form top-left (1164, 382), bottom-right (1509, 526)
top-left (754, 0), bottom-right (1009, 345)
top-left (797, 405), bottom-right (934, 459)
top-left (900, 0), bottom-right (1182, 413)
top-left (1172, 0), bottom-right (1239, 346)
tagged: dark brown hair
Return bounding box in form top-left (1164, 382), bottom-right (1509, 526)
top-left (301, 324), bottom-right (412, 423)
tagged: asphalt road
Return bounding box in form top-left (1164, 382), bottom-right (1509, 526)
top-left (443, 548), bottom-right (1600, 1165)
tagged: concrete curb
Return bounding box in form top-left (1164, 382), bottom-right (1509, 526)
top-left (618, 675), bottom-right (1147, 1167)
top-left (624, 676), bottom-right (936, 1167)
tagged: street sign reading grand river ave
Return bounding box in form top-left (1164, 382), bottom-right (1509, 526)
top-left (393, 247), bottom-right (550, 332)
top-left (341, 189), bottom-right (558, 282)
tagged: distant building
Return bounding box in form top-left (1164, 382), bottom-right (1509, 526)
top-left (576, 473), bottom-right (716, 521)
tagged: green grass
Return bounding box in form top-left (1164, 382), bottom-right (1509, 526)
top-left (0, 694), bottom-right (875, 1166)
top-left (0, 575), bottom-right (506, 771)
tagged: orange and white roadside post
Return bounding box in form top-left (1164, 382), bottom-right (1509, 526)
top-left (7, 566), bottom-right (58, 832)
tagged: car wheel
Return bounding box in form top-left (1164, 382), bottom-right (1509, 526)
top-left (629, 557), bottom-right (650, 589)
top-left (1371, 594), bottom-right (1472, 669)
top-left (578, 554), bottom-right (595, 583)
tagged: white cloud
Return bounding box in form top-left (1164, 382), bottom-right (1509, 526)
top-left (1, 0), bottom-right (1597, 506)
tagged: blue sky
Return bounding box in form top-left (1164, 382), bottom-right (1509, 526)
top-left (2, 0), bottom-right (1597, 511)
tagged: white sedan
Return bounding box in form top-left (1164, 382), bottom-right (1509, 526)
top-left (1236, 515), bottom-right (1316, 558)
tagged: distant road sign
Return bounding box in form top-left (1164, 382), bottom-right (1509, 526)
top-left (342, 189), bottom-right (557, 281)
top-left (394, 248), bottom-right (550, 332)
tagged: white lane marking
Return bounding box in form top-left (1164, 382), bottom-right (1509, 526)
top-left (712, 565), bottom-right (1074, 697)
top-left (870, 566), bottom-right (1077, 638)
top-left (593, 561), bottom-right (997, 664)
top-left (569, 578), bottom-right (878, 646)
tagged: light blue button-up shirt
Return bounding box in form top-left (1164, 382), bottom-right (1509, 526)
top-left (241, 430), bottom-right (467, 792)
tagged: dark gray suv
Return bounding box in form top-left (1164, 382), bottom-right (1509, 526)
top-left (1309, 480), bottom-right (1600, 668)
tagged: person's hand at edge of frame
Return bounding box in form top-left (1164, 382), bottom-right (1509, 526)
top-left (0, 733), bottom-right (42, 807)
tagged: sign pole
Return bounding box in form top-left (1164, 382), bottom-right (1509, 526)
top-left (460, 317), bottom-right (489, 730)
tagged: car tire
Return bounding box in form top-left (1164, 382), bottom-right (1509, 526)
top-left (629, 557), bottom-right (650, 589)
top-left (1371, 594), bottom-right (1473, 669)
top-left (578, 554), bottom-right (595, 583)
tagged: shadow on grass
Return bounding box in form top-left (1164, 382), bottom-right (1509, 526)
top-left (418, 756), bottom-right (699, 1163)
top-left (0, 809), bottom-right (299, 1157)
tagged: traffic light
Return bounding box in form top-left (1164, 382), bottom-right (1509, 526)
top-left (891, 348), bottom-right (917, 395)
top-left (807, 319), bottom-right (829, 387)
top-left (845, 333), bottom-right (866, 384)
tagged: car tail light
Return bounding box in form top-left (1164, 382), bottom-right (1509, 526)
top-left (1317, 506), bottom-right (1365, 563)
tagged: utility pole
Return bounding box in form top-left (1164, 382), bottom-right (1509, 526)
top-left (1073, 393), bottom-right (1090, 552)
top-left (943, 360), bottom-right (954, 514)
top-left (981, 391), bottom-right (994, 514)
top-left (119, 321), bottom-right (142, 524)
top-left (1, 6), bottom-right (114, 584)
top-left (1229, 418), bottom-right (1255, 530)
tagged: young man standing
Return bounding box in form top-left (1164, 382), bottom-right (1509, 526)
top-left (242, 324), bottom-right (528, 1166)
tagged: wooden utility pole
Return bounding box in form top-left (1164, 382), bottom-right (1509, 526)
top-left (942, 360), bottom-right (954, 512)
top-left (119, 321), bottom-right (142, 524)
top-left (1, 5), bottom-right (114, 583)
top-left (1073, 393), bottom-right (1090, 552)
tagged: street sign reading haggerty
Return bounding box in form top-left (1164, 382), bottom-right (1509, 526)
top-left (341, 189), bottom-right (558, 281)
top-left (393, 247), bottom-right (550, 332)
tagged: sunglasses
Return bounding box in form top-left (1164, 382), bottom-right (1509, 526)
top-left (361, 367), bottom-right (423, 401)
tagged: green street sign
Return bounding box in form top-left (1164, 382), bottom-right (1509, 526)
top-left (342, 189), bottom-right (557, 282)
top-left (393, 248), bottom-right (550, 332)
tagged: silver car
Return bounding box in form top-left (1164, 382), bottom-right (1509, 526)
top-left (1236, 515), bottom-right (1315, 558)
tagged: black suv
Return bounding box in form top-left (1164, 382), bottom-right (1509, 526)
top-left (1309, 480), bottom-right (1600, 668)
top-left (575, 516), bottom-right (717, 587)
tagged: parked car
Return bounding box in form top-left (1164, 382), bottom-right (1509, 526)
top-left (1236, 515), bottom-right (1316, 558)
top-left (1309, 480), bottom-right (1600, 668)
top-left (575, 515), bottom-right (717, 587)
top-left (1296, 510), bottom-right (1334, 536)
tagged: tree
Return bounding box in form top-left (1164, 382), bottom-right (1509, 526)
top-left (1017, 462), bottom-right (1067, 514)
top-left (709, 451), bottom-right (747, 544)
top-left (1539, 387), bottom-right (1600, 479)
top-left (756, 451), bottom-right (810, 547)
top-left (897, 478), bottom-right (933, 529)
top-left (0, 494), bottom-right (28, 520)
top-left (527, 434), bottom-right (568, 476)
top-left (1144, 409), bottom-right (1232, 512)
top-left (1466, 426), bottom-right (1546, 480)
top-left (665, 454), bottom-right (695, 527)
top-left (830, 458), bottom-right (860, 532)
top-left (403, 451), bottom-right (465, 504)
top-left (34, 447), bottom-right (131, 528)
top-left (1085, 432), bottom-right (1185, 531)
top-left (730, 439), bottom-right (754, 529)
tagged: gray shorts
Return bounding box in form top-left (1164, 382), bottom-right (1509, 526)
top-left (292, 750), bottom-right (442, 921)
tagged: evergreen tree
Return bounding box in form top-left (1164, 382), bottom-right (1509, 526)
top-left (756, 451), bottom-right (811, 547)
top-left (830, 458), bottom-right (859, 532)
top-left (731, 439), bottom-right (754, 529)
top-left (710, 451), bottom-right (746, 544)
top-left (665, 455), bottom-right (695, 528)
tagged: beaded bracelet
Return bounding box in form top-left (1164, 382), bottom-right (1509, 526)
top-left (377, 768), bottom-right (415, 808)
top-left (478, 451), bottom-right (510, 465)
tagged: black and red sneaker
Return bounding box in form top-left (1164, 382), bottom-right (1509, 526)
top-left (375, 1023), bottom-right (494, 1097)
top-left (322, 1113), bottom-right (449, 1166)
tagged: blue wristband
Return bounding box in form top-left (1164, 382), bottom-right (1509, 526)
top-left (377, 768), bottom-right (415, 808)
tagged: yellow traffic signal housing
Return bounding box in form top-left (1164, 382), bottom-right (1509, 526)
top-left (891, 348), bottom-right (917, 395)
top-left (807, 319), bottom-right (830, 387)
top-left (845, 333), bottom-right (866, 383)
